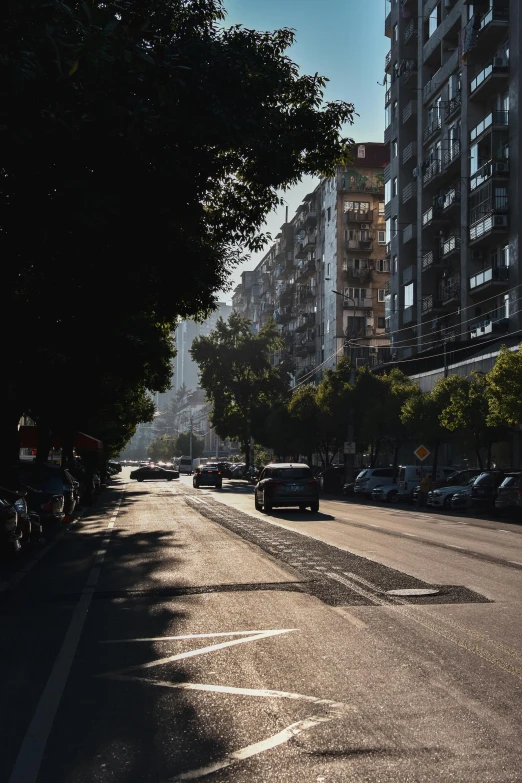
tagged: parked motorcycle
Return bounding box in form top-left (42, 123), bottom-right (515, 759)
top-left (0, 497), bottom-right (22, 555)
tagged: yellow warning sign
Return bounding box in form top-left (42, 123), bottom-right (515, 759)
top-left (414, 445), bottom-right (430, 461)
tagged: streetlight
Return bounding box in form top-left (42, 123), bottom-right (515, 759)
top-left (332, 290), bottom-right (357, 482)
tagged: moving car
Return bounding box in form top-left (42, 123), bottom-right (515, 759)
top-left (371, 483), bottom-right (400, 503)
top-left (130, 465), bottom-right (179, 482)
top-left (495, 472), bottom-right (522, 514)
top-left (354, 467), bottom-right (394, 498)
top-left (193, 463), bottom-right (223, 489)
top-left (427, 476), bottom-right (479, 509)
top-left (254, 463), bottom-right (319, 513)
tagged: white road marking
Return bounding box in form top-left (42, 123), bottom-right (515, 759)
top-left (8, 495), bottom-right (122, 783)
top-left (369, 524), bottom-right (381, 528)
top-left (166, 715), bottom-right (334, 782)
top-left (101, 630), bottom-right (295, 644)
top-left (100, 629), bottom-right (297, 676)
top-left (448, 545), bottom-right (465, 550)
top-left (403, 533), bottom-right (418, 538)
top-left (509, 561), bottom-right (522, 566)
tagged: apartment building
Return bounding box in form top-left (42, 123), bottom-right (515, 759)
top-left (383, 0), bottom-right (519, 384)
top-left (233, 143), bottom-right (390, 383)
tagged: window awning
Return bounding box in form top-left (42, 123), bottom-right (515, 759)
top-left (19, 427), bottom-right (103, 451)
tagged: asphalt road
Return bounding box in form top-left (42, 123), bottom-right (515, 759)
top-left (2, 469), bottom-right (522, 783)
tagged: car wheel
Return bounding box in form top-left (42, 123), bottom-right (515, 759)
top-left (216, 482), bottom-right (222, 489)
top-left (387, 490), bottom-right (399, 503)
top-left (264, 502), bottom-right (273, 515)
top-left (310, 501), bottom-right (319, 513)
top-left (443, 494), bottom-right (453, 508)
top-left (137, 478), bottom-right (144, 482)
top-left (166, 477), bottom-right (173, 482)
top-left (192, 478), bottom-right (198, 488)
top-left (254, 493), bottom-right (262, 511)
top-left (299, 504), bottom-right (307, 511)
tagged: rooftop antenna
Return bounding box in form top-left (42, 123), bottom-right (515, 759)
top-left (285, 206), bottom-right (288, 223)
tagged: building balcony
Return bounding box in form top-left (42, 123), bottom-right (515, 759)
top-left (470, 110), bottom-right (509, 144)
top-left (274, 307), bottom-right (294, 324)
top-left (403, 306), bottom-right (416, 325)
top-left (303, 209), bottom-right (317, 226)
top-left (295, 313), bottom-right (316, 332)
top-left (402, 142), bottom-right (417, 165)
top-left (470, 57), bottom-right (509, 101)
top-left (423, 159), bottom-right (442, 186)
top-left (440, 279), bottom-right (461, 306)
top-left (442, 186), bottom-right (461, 212)
top-left (383, 163), bottom-right (391, 183)
top-left (444, 92), bottom-right (462, 121)
top-left (441, 235), bottom-right (461, 259)
top-left (443, 140), bottom-right (461, 171)
top-left (422, 294), bottom-right (444, 315)
top-left (385, 11), bottom-right (392, 37)
top-left (279, 282), bottom-right (295, 300)
top-left (422, 205), bottom-right (448, 228)
top-left (470, 159), bottom-right (509, 192)
top-left (402, 264), bottom-right (416, 285)
top-left (402, 224), bottom-right (416, 244)
top-left (296, 285), bottom-right (315, 303)
top-left (345, 265), bottom-right (372, 281)
top-left (421, 249), bottom-right (440, 273)
top-left (470, 316), bottom-right (509, 340)
top-left (404, 17), bottom-right (416, 44)
top-left (386, 241), bottom-right (391, 258)
top-left (385, 87), bottom-right (391, 106)
top-left (402, 60), bottom-right (417, 84)
top-left (345, 209), bottom-right (374, 223)
top-left (423, 117), bottom-right (442, 146)
top-left (295, 258), bottom-right (316, 280)
top-left (343, 297), bottom-right (373, 309)
top-left (275, 258), bottom-right (294, 279)
top-left (402, 99), bottom-right (417, 125)
top-left (384, 201), bottom-right (392, 220)
top-left (385, 50), bottom-right (392, 73)
top-left (261, 302), bottom-right (275, 314)
top-left (346, 239), bottom-right (374, 252)
top-left (477, 2), bottom-right (509, 50)
top-left (469, 265), bottom-right (509, 294)
top-left (469, 212), bottom-right (509, 245)
top-left (402, 181), bottom-right (414, 204)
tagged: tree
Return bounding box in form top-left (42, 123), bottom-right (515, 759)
top-left (175, 433), bottom-right (204, 459)
top-left (190, 314), bottom-right (288, 468)
top-left (148, 435), bottom-right (178, 463)
top-left (486, 345), bottom-right (522, 428)
top-left (153, 385), bottom-right (189, 438)
top-left (288, 385), bottom-right (322, 465)
top-left (2, 0), bottom-right (354, 467)
top-left (401, 377), bottom-right (455, 478)
top-left (315, 358), bottom-right (353, 467)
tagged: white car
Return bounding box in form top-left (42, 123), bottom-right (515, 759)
top-left (371, 483), bottom-right (400, 503)
top-left (427, 478), bottom-right (477, 508)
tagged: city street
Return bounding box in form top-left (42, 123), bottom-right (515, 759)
top-left (2, 469), bottom-right (522, 783)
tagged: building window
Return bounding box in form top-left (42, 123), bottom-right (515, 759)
top-left (392, 294), bottom-right (397, 313)
top-left (404, 282), bottom-right (414, 308)
top-left (344, 200), bottom-right (370, 213)
top-left (392, 177), bottom-right (398, 197)
top-left (378, 317), bottom-right (386, 329)
top-left (392, 100), bottom-right (398, 121)
top-left (327, 206), bottom-right (331, 221)
top-left (378, 201), bottom-right (385, 216)
top-left (392, 216), bottom-right (398, 236)
top-left (378, 230), bottom-right (386, 245)
top-left (392, 255), bottom-right (398, 275)
top-left (377, 258), bottom-right (390, 272)
top-left (357, 145), bottom-right (366, 158)
top-left (393, 23), bottom-right (398, 42)
top-left (378, 289), bottom-right (386, 302)
top-left (392, 139), bottom-right (398, 159)
top-left (427, 3), bottom-right (440, 38)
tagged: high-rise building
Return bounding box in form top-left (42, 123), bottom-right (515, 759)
top-left (383, 0), bottom-right (518, 387)
top-left (173, 302), bottom-right (232, 395)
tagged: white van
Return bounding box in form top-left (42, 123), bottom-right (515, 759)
top-left (354, 468), bottom-right (395, 498)
top-left (177, 456), bottom-right (193, 475)
top-left (398, 465), bottom-right (455, 502)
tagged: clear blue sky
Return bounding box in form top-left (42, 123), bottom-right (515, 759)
top-left (220, 0), bottom-right (388, 299)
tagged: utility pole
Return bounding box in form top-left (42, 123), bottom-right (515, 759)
top-left (189, 411), bottom-right (193, 467)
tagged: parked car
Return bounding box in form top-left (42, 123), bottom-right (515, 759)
top-left (412, 469), bottom-right (482, 505)
top-left (342, 482), bottom-right (356, 496)
top-left (470, 470), bottom-right (516, 510)
top-left (371, 483), bottom-right (400, 503)
top-left (193, 463), bottom-right (223, 489)
top-left (318, 466), bottom-right (345, 494)
top-left (254, 463), bottom-right (319, 513)
top-left (16, 463), bottom-right (75, 520)
top-left (427, 477), bottom-right (480, 509)
top-left (130, 465), bottom-right (179, 481)
top-left (495, 472), bottom-right (522, 514)
top-left (354, 467), bottom-right (394, 498)
top-left (0, 497), bottom-right (22, 555)
top-left (398, 465), bottom-right (455, 503)
top-left (0, 486), bottom-right (42, 545)
top-left (451, 487), bottom-right (473, 511)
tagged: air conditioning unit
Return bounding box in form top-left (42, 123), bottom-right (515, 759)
top-left (493, 56), bottom-right (508, 68)
top-left (470, 250), bottom-right (482, 261)
top-left (366, 310), bottom-right (373, 318)
top-left (494, 161), bottom-right (509, 174)
top-left (494, 215), bottom-right (508, 227)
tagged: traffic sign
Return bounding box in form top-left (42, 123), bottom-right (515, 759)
top-left (414, 444), bottom-right (430, 461)
top-left (343, 442), bottom-right (356, 455)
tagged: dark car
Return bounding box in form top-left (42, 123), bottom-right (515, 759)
top-left (318, 466), bottom-right (345, 494)
top-left (255, 463), bottom-right (319, 513)
top-left (470, 470), bottom-right (516, 510)
top-left (193, 463), bottom-right (223, 488)
top-left (130, 466), bottom-right (179, 481)
top-left (495, 472), bottom-right (522, 514)
top-left (16, 463), bottom-right (75, 521)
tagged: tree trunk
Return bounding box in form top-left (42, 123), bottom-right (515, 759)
top-left (392, 445), bottom-right (399, 483)
top-left (474, 447), bottom-right (483, 471)
top-left (374, 439), bottom-right (381, 467)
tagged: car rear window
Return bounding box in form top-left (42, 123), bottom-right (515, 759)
top-left (499, 474), bottom-right (522, 488)
top-left (271, 468), bottom-right (313, 480)
top-left (474, 472), bottom-right (501, 486)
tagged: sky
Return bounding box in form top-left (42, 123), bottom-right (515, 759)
top-left (219, 0), bottom-right (389, 301)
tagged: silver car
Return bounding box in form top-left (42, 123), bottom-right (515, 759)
top-left (255, 463), bottom-right (319, 514)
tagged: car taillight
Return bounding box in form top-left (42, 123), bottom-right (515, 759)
top-left (217, 472), bottom-right (221, 475)
top-left (42, 501), bottom-right (53, 511)
top-left (307, 480), bottom-right (318, 487)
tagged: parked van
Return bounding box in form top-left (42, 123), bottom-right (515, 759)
top-left (398, 465), bottom-right (455, 502)
top-left (354, 467), bottom-right (395, 498)
top-left (177, 456), bottom-right (193, 475)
